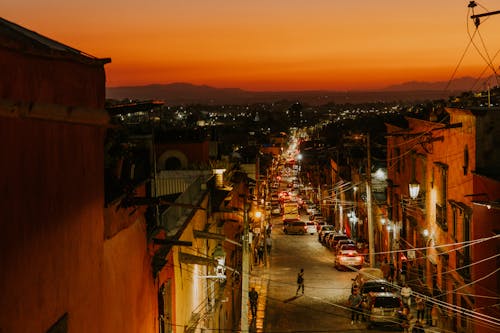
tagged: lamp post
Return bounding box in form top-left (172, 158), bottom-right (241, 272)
top-left (241, 202), bottom-right (250, 332)
top-left (365, 132), bottom-right (375, 267)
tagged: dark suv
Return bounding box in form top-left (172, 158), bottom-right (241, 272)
top-left (364, 292), bottom-right (403, 329)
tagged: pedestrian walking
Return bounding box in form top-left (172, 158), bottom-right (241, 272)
top-left (399, 305), bottom-right (412, 333)
top-left (401, 260), bottom-right (408, 284)
top-left (415, 295), bottom-right (425, 321)
top-left (381, 258), bottom-right (390, 280)
top-left (266, 236), bottom-right (272, 255)
top-left (431, 304), bottom-right (439, 327)
top-left (249, 287), bottom-right (258, 318)
top-left (400, 283), bottom-right (412, 307)
top-left (296, 268), bottom-right (304, 295)
top-left (347, 289), bottom-right (362, 324)
top-left (257, 245), bottom-right (264, 265)
top-left (389, 261), bottom-right (395, 282)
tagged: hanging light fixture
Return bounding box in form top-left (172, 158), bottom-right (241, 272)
top-left (408, 179), bottom-right (420, 199)
top-left (212, 244), bottom-right (226, 279)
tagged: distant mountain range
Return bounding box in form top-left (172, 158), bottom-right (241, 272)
top-left (106, 77), bottom-right (487, 106)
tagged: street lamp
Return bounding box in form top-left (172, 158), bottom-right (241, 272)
top-left (409, 180), bottom-right (420, 200)
top-left (212, 244), bottom-right (227, 279)
top-left (241, 203), bottom-right (250, 333)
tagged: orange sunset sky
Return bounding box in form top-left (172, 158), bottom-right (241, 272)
top-left (2, 0), bottom-right (500, 91)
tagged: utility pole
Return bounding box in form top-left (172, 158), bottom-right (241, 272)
top-left (241, 198), bottom-right (250, 332)
top-left (365, 132), bottom-right (375, 267)
top-left (469, 1), bottom-right (500, 27)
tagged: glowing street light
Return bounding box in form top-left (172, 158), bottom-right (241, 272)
top-left (409, 180), bottom-right (420, 200)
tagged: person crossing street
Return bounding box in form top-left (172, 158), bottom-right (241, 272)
top-left (296, 268), bottom-right (304, 295)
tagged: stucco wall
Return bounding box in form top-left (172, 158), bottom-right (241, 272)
top-left (102, 218), bottom-right (157, 333)
top-left (0, 48), bottom-right (107, 109)
top-left (0, 117), bottom-right (106, 332)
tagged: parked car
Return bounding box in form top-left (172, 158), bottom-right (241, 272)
top-left (335, 239), bottom-right (355, 253)
top-left (318, 225), bottom-right (335, 242)
top-left (315, 220), bottom-right (327, 232)
top-left (364, 292), bottom-right (403, 329)
top-left (305, 221), bottom-right (316, 234)
top-left (323, 232), bottom-right (336, 246)
top-left (351, 267), bottom-right (385, 292)
top-left (359, 279), bottom-right (392, 301)
top-left (335, 244), bottom-right (364, 270)
top-left (283, 220), bottom-right (307, 234)
top-left (327, 233), bottom-right (350, 249)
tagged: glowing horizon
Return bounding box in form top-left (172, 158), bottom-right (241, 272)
top-left (2, 0), bottom-right (499, 91)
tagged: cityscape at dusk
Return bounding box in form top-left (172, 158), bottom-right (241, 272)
top-left (1, 1), bottom-right (500, 333)
top-left (2, 0), bottom-right (500, 91)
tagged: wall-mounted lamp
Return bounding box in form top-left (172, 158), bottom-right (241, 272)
top-left (422, 229), bottom-right (430, 238)
top-left (380, 217), bottom-right (386, 225)
top-left (408, 180), bottom-right (420, 199)
top-left (212, 244), bottom-right (226, 279)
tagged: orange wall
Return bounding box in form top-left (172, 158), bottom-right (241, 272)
top-left (0, 117), bottom-right (106, 332)
top-left (102, 218), bottom-right (157, 333)
top-left (0, 48), bottom-right (107, 109)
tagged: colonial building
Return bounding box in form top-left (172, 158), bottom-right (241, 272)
top-left (0, 17), bottom-right (111, 332)
top-left (386, 107), bottom-right (500, 333)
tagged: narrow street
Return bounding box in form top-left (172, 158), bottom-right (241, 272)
top-left (249, 215), bottom-right (403, 332)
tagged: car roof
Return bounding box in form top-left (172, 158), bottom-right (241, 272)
top-left (363, 279), bottom-right (388, 284)
top-left (356, 268), bottom-right (384, 280)
top-left (368, 291), bottom-right (399, 298)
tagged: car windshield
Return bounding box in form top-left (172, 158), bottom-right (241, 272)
top-left (374, 296), bottom-right (401, 308)
top-left (341, 244), bottom-right (357, 251)
top-left (322, 225), bottom-right (334, 231)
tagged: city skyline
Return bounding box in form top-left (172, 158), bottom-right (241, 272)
top-left (2, 0), bottom-right (500, 91)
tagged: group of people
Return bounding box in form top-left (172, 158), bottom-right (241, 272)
top-left (347, 279), bottom-right (439, 332)
top-left (253, 228), bottom-right (273, 266)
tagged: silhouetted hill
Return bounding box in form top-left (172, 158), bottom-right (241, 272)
top-left (383, 76), bottom-right (482, 92)
top-left (106, 80), bottom-right (475, 106)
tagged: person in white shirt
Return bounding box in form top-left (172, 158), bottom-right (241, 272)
top-left (401, 284), bottom-right (412, 307)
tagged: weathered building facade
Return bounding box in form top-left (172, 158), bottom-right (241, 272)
top-left (386, 107), bottom-right (500, 333)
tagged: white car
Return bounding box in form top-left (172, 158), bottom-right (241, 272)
top-left (335, 244), bottom-right (364, 270)
top-left (305, 221), bottom-right (316, 234)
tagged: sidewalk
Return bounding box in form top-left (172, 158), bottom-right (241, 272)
top-left (406, 299), bottom-right (441, 333)
top-left (248, 260), bottom-right (269, 332)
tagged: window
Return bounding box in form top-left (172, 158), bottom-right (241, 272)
top-left (395, 148), bottom-right (401, 173)
top-left (463, 145), bottom-right (469, 175)
top-left (451, 207), bottom-right (458, 241)
top-left (434, 163), bottom-right (448, 231)
top-left (456, 251), bottom-right (471, 281)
